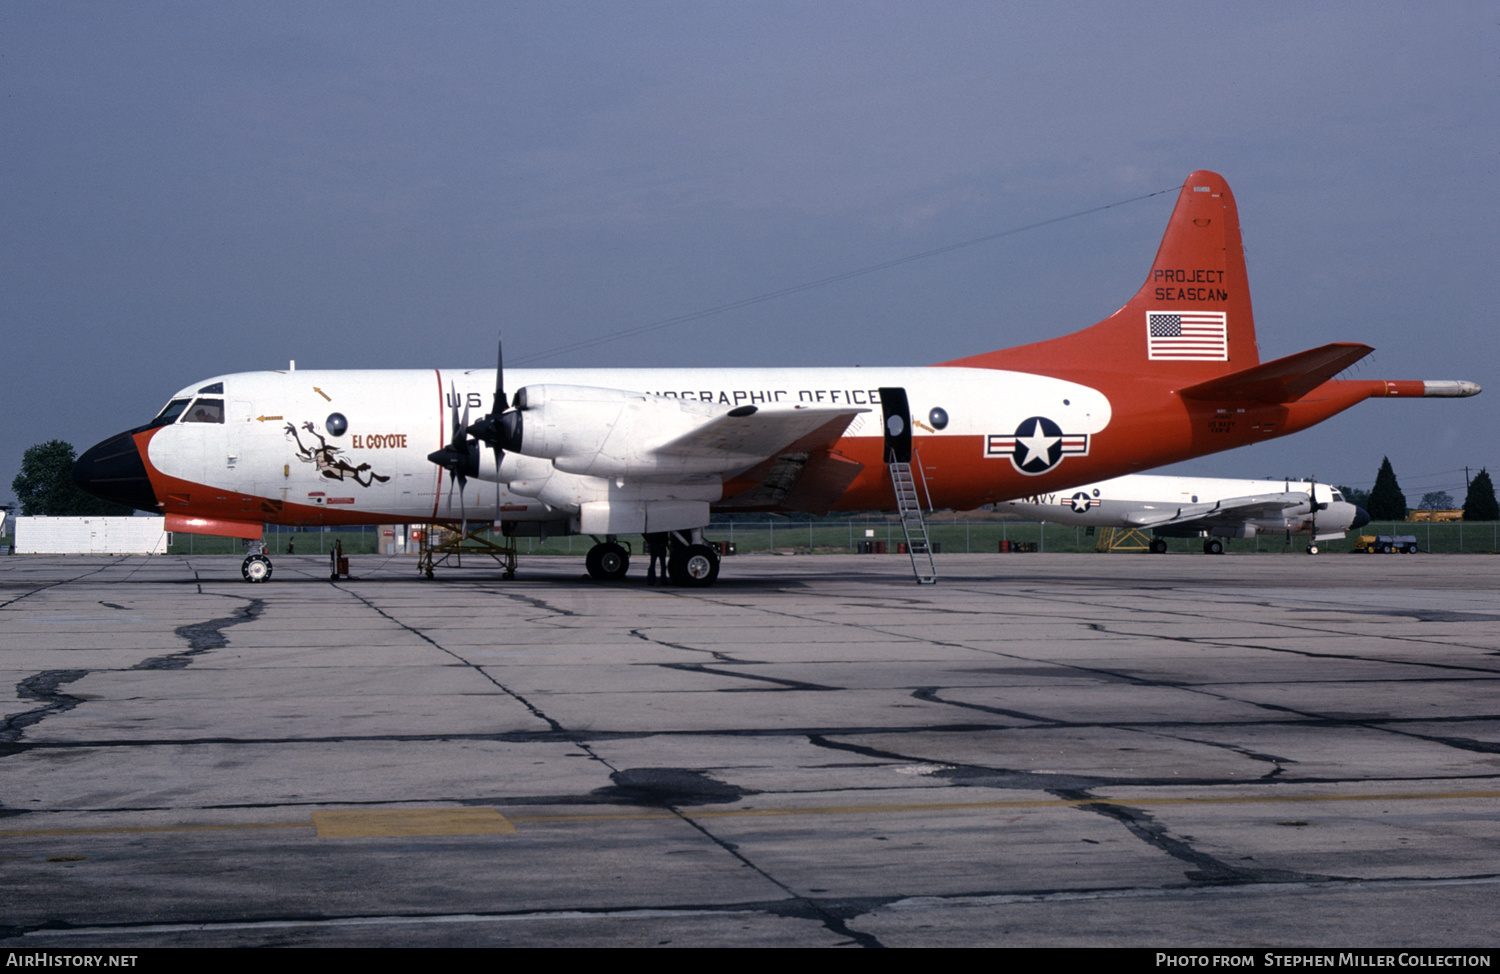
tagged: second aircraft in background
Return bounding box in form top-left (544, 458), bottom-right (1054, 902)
top-left (1000, 475), bottom-right (1370, 554)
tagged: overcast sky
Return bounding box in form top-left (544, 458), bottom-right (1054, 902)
top-left (4, 2), bottom-right (1496, 510)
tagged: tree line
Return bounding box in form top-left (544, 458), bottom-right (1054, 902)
top-left (1337, 457), bottom-right (1497, 522)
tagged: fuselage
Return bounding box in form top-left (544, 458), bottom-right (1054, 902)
top-left (112, 365), bottom-right (1119, 528)
top-left (77, 363), bottom-right (1429, 535)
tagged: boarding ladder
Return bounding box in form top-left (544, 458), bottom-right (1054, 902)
top-left (889, 460), bottom-right (937, 584)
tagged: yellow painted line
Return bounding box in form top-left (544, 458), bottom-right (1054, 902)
top-left (311, 808), bottom-right (515, 838)
top-left (1, 791), bottom-right (1494, 840)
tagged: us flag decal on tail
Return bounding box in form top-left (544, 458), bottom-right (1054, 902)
top-left (1147, 311), bottom-right (1228, 360)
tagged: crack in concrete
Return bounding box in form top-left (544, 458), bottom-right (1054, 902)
top-left (0, 563), bottom-right (119, 610)
top-left (911, 686), bottom-right (1058, 723)
top-left (1056, 787), bottom-right (1347, 886)
top-left (629, 628), bottom-right (738, 663)
top-left (133, 599), bottom-right (264, 669)
top-left (0, 670), bottom-right (90, 755)
top-left (13, 874), bottom-right (1500, 944)
top-left (333, 584), bottom-right (568, 735)
top-left (1, 592), bottom-right (264, 790)
top-left (657, 661), bottom-right (840, 692)
top-left (804, 732), bottom-right (1346, 890)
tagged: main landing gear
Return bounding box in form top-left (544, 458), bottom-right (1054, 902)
top-left (583, 532), bottom-right (721, 587)
top-left (1202, 538), bottom-right (1225, 555)
top-left (584, 539), bottom-right (631, 581)
top-left (241, 541), bottom-right (273, 583)
top-left (669, 541), bottom-right (720, 587)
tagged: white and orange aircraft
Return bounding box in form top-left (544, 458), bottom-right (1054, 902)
top-left (1000, 474), bottom-right (1370, 554)
top-left (74, 171), bottom-right (1478, 585)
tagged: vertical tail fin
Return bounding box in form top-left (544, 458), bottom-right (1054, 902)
top-left (945, 171), bottom-right (1259, 380)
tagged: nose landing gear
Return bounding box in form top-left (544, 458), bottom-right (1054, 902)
top-left (241, 553), bottom-right (272, 582)
top-left (241, 540), bottom-right (273, 582)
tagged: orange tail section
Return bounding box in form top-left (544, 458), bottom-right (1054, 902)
top-left (945, 170), bottom-right (1259, 382)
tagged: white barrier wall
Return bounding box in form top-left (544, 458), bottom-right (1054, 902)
top-left (14, 517), bottom-right (169, 554)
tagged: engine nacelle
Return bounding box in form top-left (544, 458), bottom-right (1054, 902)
top-left (507, 384), bottom-right (757, 478)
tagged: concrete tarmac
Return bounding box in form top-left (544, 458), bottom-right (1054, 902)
top-left (1, 551), bottom-right (1497, 947)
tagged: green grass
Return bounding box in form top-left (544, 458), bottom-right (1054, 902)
top-left (456, 519), bottom-right (1500, 557)
top-left (156, 519), bottom-right (1499, 557)
top-left (169, 527), bottom-right (390, 556)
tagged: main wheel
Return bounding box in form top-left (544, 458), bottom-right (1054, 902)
top-left (241, 554), bottom-right (273, 583)
top-left (585, 542), bottom-right (630, 581)
top-left (668, 544), bottom-right (720, 587)
top-left (1307, 544), bottom-right (1319, 555)
top-left (1149, 538), bottom-right (1168, 554)
top-left (1204, 539), bottom-right (1224, 555)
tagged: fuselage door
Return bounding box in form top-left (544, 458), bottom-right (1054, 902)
top-left (878, 386), bottom-right (912, 464)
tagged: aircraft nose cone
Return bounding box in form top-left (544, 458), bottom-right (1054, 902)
top-left (1351, 505), bottom-right (1371, 531)
top-left (73, 430), bottom-right (160, 513)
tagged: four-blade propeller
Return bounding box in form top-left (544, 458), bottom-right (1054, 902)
top-left (425, 332), bottom-right (523, 526)
top-left (466, 333), bottom-right (524, 462)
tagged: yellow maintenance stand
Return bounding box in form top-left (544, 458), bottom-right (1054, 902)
top-left (1095, 527), bottom-right (1154, 552)
top-left (417, 524), bottom-right (518, 579)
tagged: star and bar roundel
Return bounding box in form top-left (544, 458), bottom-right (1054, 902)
top-left (985, 416), bottom-right (1090, 475)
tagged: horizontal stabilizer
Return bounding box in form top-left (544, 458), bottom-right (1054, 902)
top-left (1179, 343), bottom-right (1372, 403)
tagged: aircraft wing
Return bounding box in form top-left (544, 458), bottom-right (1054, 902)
top-left (1124, 492), bottom-right (1308, 529)
top-left (654, 404), bottom-right (867, 461)
top-left (703, 408), bottom-right (870, 512)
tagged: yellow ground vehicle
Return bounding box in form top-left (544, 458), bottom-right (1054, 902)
top-left (1352, 534), bottom-right (1419, 553)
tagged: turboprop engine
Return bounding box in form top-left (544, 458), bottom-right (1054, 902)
top-left (503, 384), bottom-right (768, 479)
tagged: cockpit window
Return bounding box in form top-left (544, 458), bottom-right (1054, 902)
top-left (150, 398), bottom-right (192, 428)
top-left (1332, 491), bottom-right (1344, 502)
top-left (182, 398), bottom-right (224, 424)
top-left (197, 382), bottom-right (223, 394)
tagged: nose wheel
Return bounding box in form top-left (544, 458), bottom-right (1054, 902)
top-left (241, 553), bottom-right (273, 583)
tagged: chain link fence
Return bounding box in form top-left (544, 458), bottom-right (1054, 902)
top-left (155, 518), bottom-right (1496, 557)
